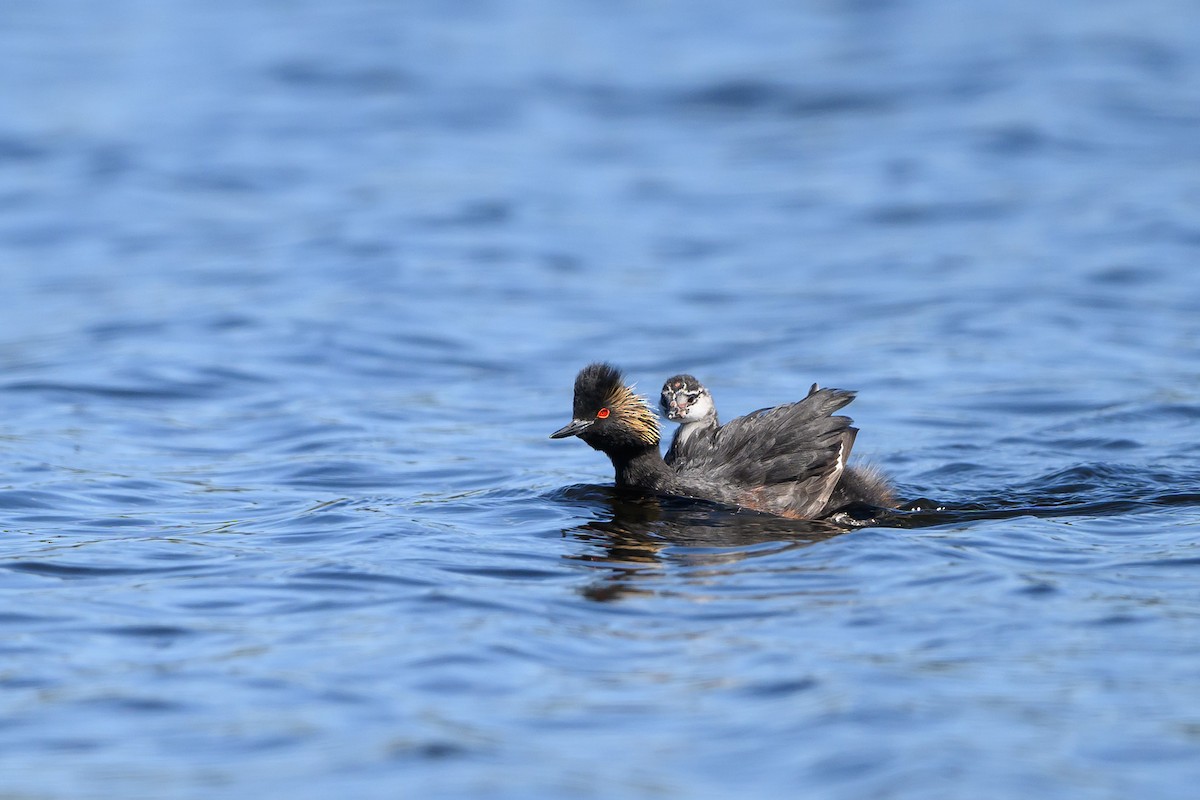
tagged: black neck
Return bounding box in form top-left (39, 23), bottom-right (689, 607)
top-left (610, 446), bottom-right (678, 492)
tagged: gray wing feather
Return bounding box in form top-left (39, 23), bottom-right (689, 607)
top-left (678, 388), bottom-right (859, 517)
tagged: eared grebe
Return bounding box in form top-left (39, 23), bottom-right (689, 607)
top-left (660, 374), bottom-right (895, 510)
top-left (551, 363), bottom-right (888, 520)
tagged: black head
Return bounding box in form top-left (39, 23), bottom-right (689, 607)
top-left (550, 362), bottom-right (660, 451)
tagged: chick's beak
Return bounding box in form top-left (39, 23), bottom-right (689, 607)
top-left (550, 419), bottom-right (593, 439)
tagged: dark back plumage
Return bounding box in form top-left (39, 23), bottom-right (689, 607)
top-left (676, 388), bottom-right (857, 518)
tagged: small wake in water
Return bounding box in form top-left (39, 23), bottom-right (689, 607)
top-left (545, 462), bottom-right (1200, 603)
top-left (547, 461), bottom-right (1200, 541)
top-left (891, 463), bottom-right (1200, 528)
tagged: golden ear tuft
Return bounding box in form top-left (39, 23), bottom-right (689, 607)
top-left (604, 383), bottom-right (660, 445)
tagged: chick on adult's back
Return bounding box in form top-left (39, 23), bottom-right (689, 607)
top-left (551, 362), bottom-right (875, 520)
top-left (660, 373), bottom-right (895, 511)
top-left (659, 374), bottom-right (719, 467)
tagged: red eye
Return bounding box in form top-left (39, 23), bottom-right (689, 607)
top-left (596, 408), bottom-right (610, 419)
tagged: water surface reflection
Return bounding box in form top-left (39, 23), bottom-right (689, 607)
top-left (555, 486), bottom-right (854, 601)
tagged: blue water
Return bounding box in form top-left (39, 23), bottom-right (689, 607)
top-left (3, 0), bottom-right (1200, 797)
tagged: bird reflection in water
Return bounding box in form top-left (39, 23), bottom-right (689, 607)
top-left (553, 485), bottom-right (863, 602)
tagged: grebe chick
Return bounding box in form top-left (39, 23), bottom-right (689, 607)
top-left (662, 377), bottom-right (826, 466)
top-left (660, 374), bottom-right (719, 467)
top-left (660, 374), bottom-right (895, 509)
top-left (551, 363), bottom-right (869, 520)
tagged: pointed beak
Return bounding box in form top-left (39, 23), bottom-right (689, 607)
top-left (550, 419), bottom-right (593, 439)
